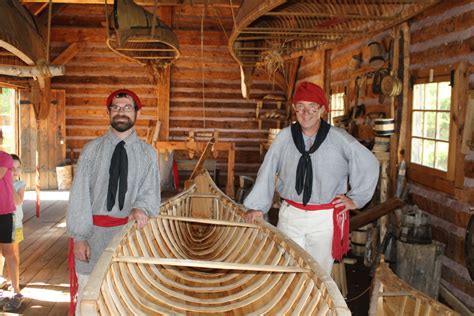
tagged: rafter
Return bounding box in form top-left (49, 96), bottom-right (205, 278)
top-left (20, 0), bottom-right (240, 7)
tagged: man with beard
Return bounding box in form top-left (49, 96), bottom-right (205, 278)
top-left (244, 82), bottom-right (379, 275)
top-left (66, 89), bottom-right (160, 315)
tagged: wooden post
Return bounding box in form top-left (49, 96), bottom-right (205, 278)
top-left (157, 6), bottom-right (173, 141)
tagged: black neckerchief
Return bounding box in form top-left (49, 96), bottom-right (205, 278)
top-left (291, 120), bottom-right (331, 205)
top-left (106, 140), bottom-right (128, 211)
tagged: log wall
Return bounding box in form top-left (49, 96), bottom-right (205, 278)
top-left (297, 0), bottom-right (473, 310)
top-left (45, 4), bottom-right (283, 189)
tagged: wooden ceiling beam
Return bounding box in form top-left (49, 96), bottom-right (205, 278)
top-left (52, 42), bottom-right (79, 65)
top-left (20, 0), bottom-right (239, 7)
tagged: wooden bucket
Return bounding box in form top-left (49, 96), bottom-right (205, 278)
top-left (368, 41), bottom-right (385, 69)
top-left (373, 118), bottom-right (395, 136)
top-left (400, 210), bottom-right (432, 244)
top-left (372, 136), bottom-right (390, 152)
top-left (56, 165), bottom-right (73, 190)
top-left (351, 225), bottom-right (369, 257)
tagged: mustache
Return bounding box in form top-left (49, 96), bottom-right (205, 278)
top-left (113, 115), bottom-right (131, 121)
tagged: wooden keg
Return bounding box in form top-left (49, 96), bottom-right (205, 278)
top-left (56, 165), bottom-right (73, 190)
top-left (373, 118), bottom-right (395, 136)
top-left (368, 41), bottom-right (385, 69)
top-left (351, 225), bottom-right (369, 257)
top-left (372, 136), bottom-right (390, 152)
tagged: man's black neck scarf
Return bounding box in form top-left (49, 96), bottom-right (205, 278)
top-left (107, 140), bottom-right (128, 211)
top-left (291, 120), bottom-right (331, 205)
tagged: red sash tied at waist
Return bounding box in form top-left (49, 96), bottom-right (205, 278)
top-left (69, 215), bottom-right (129, 315)
top-left (284, 198), bottom-right (349, 262)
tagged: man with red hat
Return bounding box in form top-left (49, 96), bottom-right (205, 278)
top-left (244, 81), bottom-right (379, 275)
top-left (67, 89), bottom-right (160, 315)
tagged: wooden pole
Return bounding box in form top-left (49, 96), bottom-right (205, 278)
top-left (0, 65), bottom-right (65, 77)
top-left (350, 197), bottom-right (403, 232)
top-left (35, 119), bottom-right (41, 218)
top-left (113, 256), bottom-right (311, 273)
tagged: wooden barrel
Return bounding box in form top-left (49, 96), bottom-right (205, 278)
top-left (373, 118), bottom-right (395, 136)
top-left (372, 136), bottom-right (390, 152)
top-left (351, 225), bottom-right (369, 257)
top-left (56, 165), bottom-right (73, 190)
top-left (268, 128), bottom-right (281, 144)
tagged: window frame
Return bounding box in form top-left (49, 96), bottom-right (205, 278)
top-left (329, 91), bottom-right (346, 125)
top-left (406, 72), bottom-right (459, 191)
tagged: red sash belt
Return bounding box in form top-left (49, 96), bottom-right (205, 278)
top-left (284, 199), bottom-right (349, 262)
top-left (69, 215), bottom-right (128, 315)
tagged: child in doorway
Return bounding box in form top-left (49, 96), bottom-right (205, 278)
top-left (0, 154), bottom-right (25, 312)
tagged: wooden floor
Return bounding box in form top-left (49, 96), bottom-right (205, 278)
top-left (1, 191), bottom-right (70, 316)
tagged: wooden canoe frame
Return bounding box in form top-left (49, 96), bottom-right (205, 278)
top-left (81, 171), bottom-right (350, 315)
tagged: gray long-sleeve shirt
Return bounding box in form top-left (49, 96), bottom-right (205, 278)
top-left (244, 125), bottom-right (379, 213)
top-left (67, 128), bottom-right (160, 274)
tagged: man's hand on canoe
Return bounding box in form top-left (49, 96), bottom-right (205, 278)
top-left (129, 208), bottom-right (148, 229)
top-left (74, 240), bottom-right (91, 263)
top-left (244, 210), bottom-right (263, 223)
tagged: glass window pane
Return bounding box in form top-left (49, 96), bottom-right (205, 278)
top-left (435, 141), bottom-right (449, 171)
top-left (412, 111), bottom-right (423, 137)
top-left (411, 138), bottom-right (422, 165)
top-left (0, 88), bottom-right (16, 154)
top-left (413, 84), bottom-right (424, 110)
top-left (437, 82), bottom-right (451, 110)
top-left (437, 112), bottom-right (450, 141)
top-left (425, 83), bottom-right (437, 110)
top-left (422, 139), bottom-right (435, 168)
top-left (424, 112), bottom-right (436, 139)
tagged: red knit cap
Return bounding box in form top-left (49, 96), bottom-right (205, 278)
top-left (106, 89), bottom-right (142, 110)
top-left (293, 82), bottom-right (328, 112)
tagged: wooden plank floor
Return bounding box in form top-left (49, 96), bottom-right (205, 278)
top-left (1, 191), bottom-right (70, 316)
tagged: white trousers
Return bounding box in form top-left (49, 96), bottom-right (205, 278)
top-left (76, 273), bottom-right (89, 316)
top-left (277, 201), bottom-right (334, 275)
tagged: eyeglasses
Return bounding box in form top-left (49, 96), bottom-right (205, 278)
top-left (109, 104), bottom-right (135, 112)
top-left (294, 103), bottom-right (321, 114)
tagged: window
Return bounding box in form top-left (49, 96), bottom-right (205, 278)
top-left (330, 92), bottom-right (345, 125)
top-left (0, 87), bottom-right (16, 154)
top-left (410, 82), bottom-right (451, 172)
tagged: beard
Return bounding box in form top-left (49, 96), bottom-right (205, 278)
top-left (111, 114), bottom-right (136, 132)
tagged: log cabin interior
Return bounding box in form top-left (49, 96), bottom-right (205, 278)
top-left (0, 0), bottom-right (472, 315)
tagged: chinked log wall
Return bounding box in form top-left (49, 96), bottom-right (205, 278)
top-left (297, 0), bottom-right (473, 311)
top-left (47, 4), bottom-right (283, 189)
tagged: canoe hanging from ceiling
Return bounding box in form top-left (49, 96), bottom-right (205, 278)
top-left (81, 171), bottom-right (350, 315)
top-left (106, 0), bottom-right (180, 67)
top-left (228, 0), bottom-right (440, 92)
top-left (0, 0), bottom-right (46, 67)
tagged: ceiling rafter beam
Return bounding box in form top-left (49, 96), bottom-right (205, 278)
top-left (20, 0), bottom-right (240, 7)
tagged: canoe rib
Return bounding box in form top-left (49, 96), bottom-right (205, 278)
top-left (82, 170), bottom-right (350, 315)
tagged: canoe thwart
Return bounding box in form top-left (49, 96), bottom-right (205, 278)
top-left (113, 256), bottom-right (311, 273)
